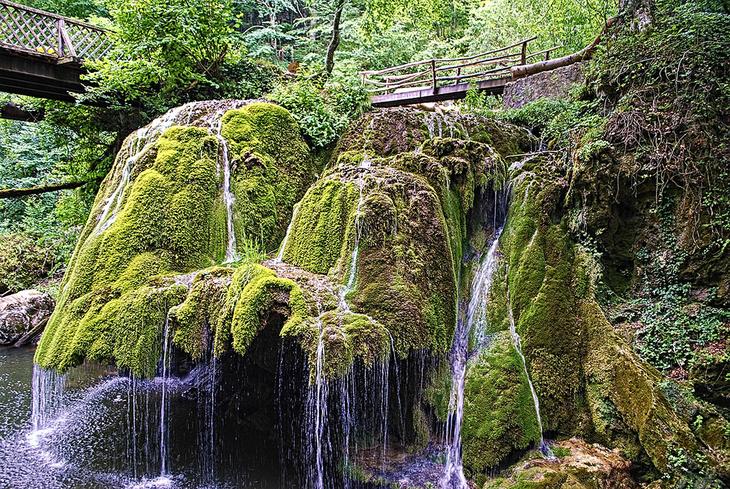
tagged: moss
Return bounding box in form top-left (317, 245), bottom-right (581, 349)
top-left (36, 125), bottom-right (221, 375)
top-left (280, 177), bottom-right (359, 274)
top-left (495, 171), bottom-right (586, 433)
top-left (581, 297), bottom-right (701, 474)
top-left (211, 263), bottom-right (310, 357)
top-left (282, 310), bottom-right (390, 380)
top-left (425, 360), bottom-right (452, 422)
top-left (462, 332), bottom-right (541, 480)
top-left (36, 103), bottom-right (315, 377)
top-left (169, 267), bottom-right (233, 361)
top-left (222, 102), bottom-right (315, 252)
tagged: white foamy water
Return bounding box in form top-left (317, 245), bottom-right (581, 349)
top-left (442, 231), bottom-right (501, 488)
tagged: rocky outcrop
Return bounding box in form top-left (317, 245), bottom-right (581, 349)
top-left (0, 289), bottom-right (54, 346)
top-left (485, 438), bottom-right (636, 489)
top-left (503, 63), bottom-right (585, 109)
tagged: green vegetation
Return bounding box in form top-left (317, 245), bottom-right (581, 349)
top-left (462, 332), bottom-right (540, 481)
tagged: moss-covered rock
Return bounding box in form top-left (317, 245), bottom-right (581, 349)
top-left (473, 152), bottom-right (727, 482)
top-left (462, 331), bottom-right (541, 480)
top-left (483, 438), bottom-right (636, 489)
top-left (35, 101), bottom-right (315, 377)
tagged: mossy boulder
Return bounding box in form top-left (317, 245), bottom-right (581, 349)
top-left (279, 107), bottom-right (523, 358)
top-left (471, 153), bottom-right (726, 482)
top-left (484, 438), bottom-right (636, 489)
top-left (462, 331), bottom-right (541, 481)
top-left (35, 101), bottom-right (316, 377)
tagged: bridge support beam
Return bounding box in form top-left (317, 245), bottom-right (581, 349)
top-left (370, 77), bottom-right (507, 108)
top-left (0, 49), bottom-right (83, 102)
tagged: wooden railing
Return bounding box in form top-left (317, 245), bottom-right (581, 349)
top-left (360, 37), bottom-right (561, 94)
top-left (0, 0), bottom-right (112, 60)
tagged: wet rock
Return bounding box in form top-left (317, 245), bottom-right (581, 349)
top-left (0, 289), bottom-right (54, 346)
top-left (485, 438), bottom-right (636, 489)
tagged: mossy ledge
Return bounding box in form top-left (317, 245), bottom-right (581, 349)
top-left (35, 101), bottom-right (316, 377)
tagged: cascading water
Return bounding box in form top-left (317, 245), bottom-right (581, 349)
top-left (507, 296), bottom-right (553, 458)
top-left (93, 105), bottom-right (190, 236)
top-left (307, 318), bottom-right (328, 489)
top-left (339, 158), bottom-right (370, 312)
top-left (31, 366), bottom-right (66, 431)
top-left (159, 313), bottom-right (172, 477)
top-left (213, 112), bottom-right (238, 263)
top-left (275, 202), bottom-right (300, 262)
top-left (441, 231), bottom-right (502, 488)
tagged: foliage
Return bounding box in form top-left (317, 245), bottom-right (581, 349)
top-left (267, 76), bottom-right (369, 147)
top-left (462, 0), bottom-right (615, 57)
top-left (83, 0), bottom-right (239, 112)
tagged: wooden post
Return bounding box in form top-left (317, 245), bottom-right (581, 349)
top-left (431, 59), bottom-right (437, 93)
top-left (57, 19), bottom-right (64, 56)
top-left (545, 49), bottom-right (551, 61)
top-left (520, 41), bottom-right (527, 65)
top-left (455, 67), bottom-right (461, 85)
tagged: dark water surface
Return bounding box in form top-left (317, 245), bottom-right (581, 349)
top-left (0, 346), bottom-right (281, 489)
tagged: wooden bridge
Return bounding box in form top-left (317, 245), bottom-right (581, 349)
top-left (361, 37), bottom-right (561, 107)
top-left (0, 0), bottom-right (112, 101)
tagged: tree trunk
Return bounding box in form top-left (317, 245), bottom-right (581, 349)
top-left (0, 102), bottom-right (44, 122)
top-left (0, 178), bottom-right (99, 199)
top-left (510, 17), bottom-right (616, 79)
top-left (325, 0), bottom-right (346, 75)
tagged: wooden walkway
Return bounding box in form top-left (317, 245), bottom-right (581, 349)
top-left (0, 0), bottom-right (111, 101)
top-left (361, 37), bottom-right (559, 107)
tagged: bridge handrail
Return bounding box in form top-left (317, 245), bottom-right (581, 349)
top-left (360, 37), bottom-right (561, 95)
top-left (0, 0), bottom-right (112, 60)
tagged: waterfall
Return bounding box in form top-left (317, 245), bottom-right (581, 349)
top-left (507, 300), bottom-right (553, 458)
top-left (306, 318), bottom-right (328, 489)
top-left (213, 114), bottom-right (237, 263)
top-left (339, 159), bottom-right (370, 312)
top-left (442, 231), bottom-right (502, 488)
top-left (158, 313), bottom-right (172, 476)
top-left (275, 202), bottom-right (300, 262)
top-left (31, 366), bottom-right (66, 431)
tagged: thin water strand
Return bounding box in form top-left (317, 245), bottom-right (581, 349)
top-left (507, 300), bottom-right (553, 458)
top-left (213, 113), bottom-right (237, 263)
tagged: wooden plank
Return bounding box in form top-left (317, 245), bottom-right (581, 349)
top-left (370, 77), bottom-right (508, 108)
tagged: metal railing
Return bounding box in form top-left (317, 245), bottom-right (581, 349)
top-left (0, 0), bottom-right (112, 60)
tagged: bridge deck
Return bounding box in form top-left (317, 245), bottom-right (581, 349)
top-left (371, 77), bottom-right (508, 108)
top-left (362, 37), bottom-right (559, 107)
top-left (0, 0), bottom-right (111, 101)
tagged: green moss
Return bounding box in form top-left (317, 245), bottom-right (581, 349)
top-left (36, 126), bottom-right (222, 375)
top-left (282, 310), bottom-right (389, 380)
top-left (280, 177), bottom-right (359, 274)
top-left (36, 103), bottom-right (315, 377)
top-left (213, 263), bottom-right (309, 357)
top-left (222, 102), bottom-right (315, 253)
top-left (462, 332), bottom-right (540, 480)
top-left (169, 267), bottom-right (233, 361)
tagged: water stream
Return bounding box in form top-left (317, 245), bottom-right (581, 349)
top-left (441, 231), bottom-right (502, 488)
top-left (213, 113), bottom-right (237, 263)
top-left (507, 297), bottom-right (553, 458)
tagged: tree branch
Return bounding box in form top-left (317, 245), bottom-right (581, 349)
top-left (0, 102), bottom-right (44, 122)
top-left (0, 178), bottom-right (100, 199)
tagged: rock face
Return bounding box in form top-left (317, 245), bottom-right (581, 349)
top-left (503, 63), bottom-right (585, 109)
top-left (0, 289), bottom-right (54, 345)
top-left (485, 438), bottom-right (636, 489)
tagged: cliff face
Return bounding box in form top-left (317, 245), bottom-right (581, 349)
top-left (33, 94), bottom-right (728, 485)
